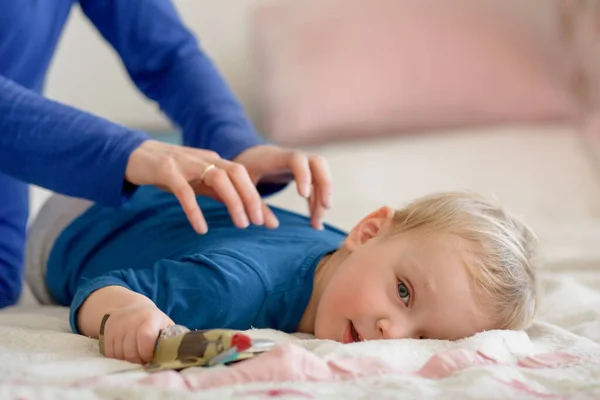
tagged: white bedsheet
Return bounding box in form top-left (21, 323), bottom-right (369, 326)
top-left (1, 261), bottom-right (599, 400)
top-left (5, 124), bottom-right (600, 399)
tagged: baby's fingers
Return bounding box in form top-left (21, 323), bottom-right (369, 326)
top-left (123, 330), bottom-right (144, 364)
top-left (103, 331), bottom-right (116, 359)
top-left (136, 321), bottom-right (162, 364)
top-left (102, 317), bottom-right (122, 360)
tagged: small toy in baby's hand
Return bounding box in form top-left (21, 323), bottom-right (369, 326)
top-left (98, 314), bottom-right (275, 372)
top-left (145, 325), bottom-right (257, 372)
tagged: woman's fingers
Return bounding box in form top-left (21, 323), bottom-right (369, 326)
top-left (261, 201), bottom-right (279, 229)
top-left (193, 158), bottom-right (279, 230)
top-left (127, 141), bottom-right (292, 232)
top-left (163, 158), bottom-right (207, 234)
top-left (282, 152), bottom-right (332, 229)
top-left (309, 185), bottom-right (326, 230)
top-left (288, 152), bottom-right (312, 199)
top-left (163, 155), bottom-right (274, 232)
top-left (309, 155), bottom-right (333, 210)
top-left (217, 161), bottom-right (265, 226)
top-left (200, 165), bottom-right (250, 228)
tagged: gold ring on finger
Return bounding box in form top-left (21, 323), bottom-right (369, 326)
top-left (200, 164), bottom-right (217, 182)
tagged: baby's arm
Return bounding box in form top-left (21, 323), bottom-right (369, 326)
top-left (70, 255), bottom-right (264, 363)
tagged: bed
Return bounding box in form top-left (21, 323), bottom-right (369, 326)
top-left (2, 123), bottom-right (599, 399)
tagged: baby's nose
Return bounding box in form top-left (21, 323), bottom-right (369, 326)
top-left (376, 318), bottom-right (417, 340)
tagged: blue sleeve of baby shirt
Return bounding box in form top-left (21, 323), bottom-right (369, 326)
top-left (69, 254), bottom-right (266, 334)
top-left (0, 75), bottom-right (149, 206)
top-left (78, 0), bottom-right (267, 161)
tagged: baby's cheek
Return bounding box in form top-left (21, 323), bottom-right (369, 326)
top-left (333, 282), bottom-right (377, 313)
top-left (325, 259), bottom-right (380, 309)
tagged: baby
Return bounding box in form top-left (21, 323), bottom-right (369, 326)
top-left (26, 186), bottom-right (538, 364)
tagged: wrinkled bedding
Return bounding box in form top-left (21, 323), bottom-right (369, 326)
top-left (1, 263), bottom-right (599, 400)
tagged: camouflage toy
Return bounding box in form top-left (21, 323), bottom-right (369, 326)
top-left (99, 314), bottom-right (275, 372)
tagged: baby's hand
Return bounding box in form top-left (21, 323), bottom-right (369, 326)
top-left (101, 303), bottom-right (174, 364)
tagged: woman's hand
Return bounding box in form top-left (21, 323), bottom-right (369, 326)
top-left (233, 145), bottom-right (333, 229)
top-left (125, 140), bottom-right (279, 234)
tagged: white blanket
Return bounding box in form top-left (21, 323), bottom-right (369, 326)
top-left (1, 252), bottom-right (599, 399)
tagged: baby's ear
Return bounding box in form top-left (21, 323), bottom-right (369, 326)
top-left (344, 206), bottom-right (395, 252)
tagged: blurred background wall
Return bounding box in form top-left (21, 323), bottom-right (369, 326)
top-left (44, 0), bottom-right (258, 133)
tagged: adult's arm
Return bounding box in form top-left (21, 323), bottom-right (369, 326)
top-left (78, 0), bottom-right (265, 161)
top-left (0, 75), bottom-right (149, 206)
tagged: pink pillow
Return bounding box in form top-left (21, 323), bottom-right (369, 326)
top-left (250, 0), bottom-right (583, 146)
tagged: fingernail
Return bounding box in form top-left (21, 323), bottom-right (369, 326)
top-left (302, 184), bottom-right (311, 198)
top-left (239, 214), bottom-right (250, 228)
top-left (252, 209), bottom-right (264, 225)
top-left (268, 215), bottom-right (280, 229)
top-left (196, 219), bottom-right (208, 234)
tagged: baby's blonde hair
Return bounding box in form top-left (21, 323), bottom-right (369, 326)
top-left (389, 192), bottom-right (538, 331)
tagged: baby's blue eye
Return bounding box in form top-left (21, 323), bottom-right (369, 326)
top-left (397, 281), bottom-right (410, 305)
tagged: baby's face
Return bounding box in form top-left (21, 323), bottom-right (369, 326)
top-left (313, 228), bottom-right (494, 342)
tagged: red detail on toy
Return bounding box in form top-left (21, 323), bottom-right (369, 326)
top-left (231, 333), bottom-right (252, 352)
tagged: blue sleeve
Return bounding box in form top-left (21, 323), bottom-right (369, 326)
top-left (78, 0), bottom-right (267, 161)
top-left (0, 76), bottom-right (149, 206)
top-left (0, 174), bottom-right (28, 308)
top-left (69, 254), bottom-right (265, 334)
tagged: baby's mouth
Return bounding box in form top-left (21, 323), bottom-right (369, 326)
top-left (350, 322), bottom-right (362, 342)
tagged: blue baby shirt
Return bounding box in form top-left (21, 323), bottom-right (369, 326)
top-left (46, 187), bottom-right (347, 334)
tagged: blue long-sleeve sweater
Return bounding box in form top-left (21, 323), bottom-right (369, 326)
top-left (0, 0), bottom-right (270, 307)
